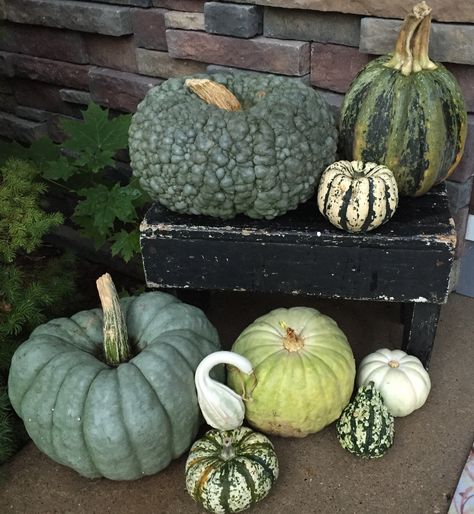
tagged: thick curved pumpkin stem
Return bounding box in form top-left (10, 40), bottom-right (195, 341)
top-left (96, 273), bottom-right (131, 366)
top-left (185, 78), bottom-right (242, 111)
top-left (384, 1), bottom-right (430, 76)
top-left (411, 14), bottom-right (438, 72)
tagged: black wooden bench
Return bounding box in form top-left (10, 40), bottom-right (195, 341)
top-left (140, 184), bottom-right (456, 369)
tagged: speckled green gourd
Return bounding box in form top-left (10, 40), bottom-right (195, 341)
top-left (8, 281), bottom-right (222, 480)
top-left (336, 382), bottom-right (394, 458)
top-left (338, 4), bottom-right (467, 197)
top-left (128, 73), bottom-right (337, 219)
top-left (185, 427), bottom-right (279, 514)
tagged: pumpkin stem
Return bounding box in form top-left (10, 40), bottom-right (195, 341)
top-left (220, 437), bottom-right (236, 461)
top-left (96, 273), bottom-right (131, 367)
top-left (279, 320), bottom-right (304, 352)
top-left (185, 79), bottom-right (242, 111)
top-left (411, 14), bottom-right (438, 72)
top-left (384, 2), bottom-right (430, 76)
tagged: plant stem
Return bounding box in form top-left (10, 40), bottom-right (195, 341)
top-left (220, 437), bottom-right (236, 461)
top-left (384, 1), bottom-right (430, 76)
top-left (185, 79), bottom-right (242, 111)
top-left (411, 14), bottom-right (437, 72)
top-left (96, 273), bottom-right (131, 366)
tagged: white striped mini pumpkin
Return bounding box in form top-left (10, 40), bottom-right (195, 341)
top-left (317, 160), bottom-right (399, 233)
top-left (185, 427), bottom-right (278, 513)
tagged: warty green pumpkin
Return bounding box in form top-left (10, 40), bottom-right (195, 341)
top-left (8, 274), bottom-right (222, 480)
top-left (185, 427), bottom-right (279, 514)
top-left (227, 307), bottom-right (355, 437)
top-left (317, 160), bottom-right (399, 232)
top-left (339, 2), bottom-right (467, 197)
top-left (128, 73), bottom-right (337, 219)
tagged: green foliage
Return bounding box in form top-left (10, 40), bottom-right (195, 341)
top-left (0, 158), bottom-right (77, 464)
top-left (0, 103), bottom-right (149, 263)
top-left (0, 159), bottom-right (63, 262)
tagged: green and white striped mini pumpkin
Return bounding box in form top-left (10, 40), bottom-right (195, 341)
top-left (185, 427), bottom-right (279, 513)
top-left (336, 381), bottom-right (394, 459)
top-left (317, 160), bottom-right (398, 233)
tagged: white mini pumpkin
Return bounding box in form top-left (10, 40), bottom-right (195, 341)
top-left (357, 348), bottom-right (431, 417)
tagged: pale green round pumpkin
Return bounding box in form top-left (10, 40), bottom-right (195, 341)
top-left (228, 307), bottom-right (356, 437)
top-left (8, 274), bottom-right (222, 480)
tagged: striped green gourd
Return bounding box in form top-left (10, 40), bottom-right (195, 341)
top-left (185, 427), bottom-right (279, 513)
top-left (336, 381), bottom-right (395, 459)
top-left (317, 160), bottom-right (399, 232)
top-left (339, 2), bottom-right (467, 197)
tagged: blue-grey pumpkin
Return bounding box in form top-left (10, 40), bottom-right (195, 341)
top-left (8, 275), bottom-right (221, 480)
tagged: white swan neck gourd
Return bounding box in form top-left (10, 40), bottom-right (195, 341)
top-left (195, 351), bottom-right (255, 431)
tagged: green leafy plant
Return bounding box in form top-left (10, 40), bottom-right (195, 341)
top-left (0, 103), bottom-right (150, 262)
top-left (0, 158), bottom-right (77, 464)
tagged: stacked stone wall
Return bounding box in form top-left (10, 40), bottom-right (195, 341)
top-left (1, 0), bottom-right (473, 253)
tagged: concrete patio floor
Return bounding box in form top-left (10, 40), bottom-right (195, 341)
top-left (1, 291), bottom-right (473, 514)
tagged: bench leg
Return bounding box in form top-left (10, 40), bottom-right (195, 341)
top-left (402, 302), bottom-right (441, 369)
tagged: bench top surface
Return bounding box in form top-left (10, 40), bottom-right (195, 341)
top-left (142, 184), bottom-right (455, 251)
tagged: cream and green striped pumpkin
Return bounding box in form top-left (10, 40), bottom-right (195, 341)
top-left (185, 427), bottom-right (279, 513)
top-left (336, 381), bottom-right (394, 459)
top-left (338, 7), bottom-right (467, 197)
top-left (317, 160), bottom-right (398, 233)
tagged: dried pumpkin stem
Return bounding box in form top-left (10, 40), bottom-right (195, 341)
top-left (384, 1), bottom-right (431, 76)
top-left (220, 437), bottom-right (236, 461)
top-left (411, 14), bottom-right (438, 72)
top-left (96, 273), bottom-right (131, 367)
top-left (185, 79), bottom-right (242, 112)
top-left (279, 320), bottom-right (304, 352)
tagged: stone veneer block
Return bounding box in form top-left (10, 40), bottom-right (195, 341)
top-left (59, 89), bottom-right (93, 105)
top-left (216, 0), bottom-right (474, 23)
top-left (164, 11), bottom-right (204, 31)
top-left (314, 87), bottom-right (344, 121)
top-left (0, 111), bottom-right (48, 143)
top-left (446, 178), bottom-right (473, 215)
top-left (205, 2), bottom-right (262, 39)
top-left (136, 48), bottom-right (207, 78)
top-left (0, 78), bottom-right (11, 94)
top-left (15, 105), bottom-right (50, 122)
top-left (310, 43), bottom-right (371, 93)
top-left (264, 8), bottom-right (361, 47)
top-left (86, 35), bottom-right (138, 73)
top-left (152, 0), bottom-right (204, 11)
top-left (132, 8), bottom-right (167, 51)
top-left (453, 206), bottom-right (470, 258)
top-left (206, 64), bottom-right (310, 85)
top-left (89, 67), bottom-right (162, 112)
top-left (167, 31), bottom-right (310, 76)
top-left (13, 79), bottom-right (82, 116)
top-left (0, 23), bottom-right (88, 64)
top-left (450, 116), bottom-right (474, 183)
top-left (86, 0), bottom-right (151, 5)
top-left (446, 64), bottom-right (474, 113)
top-left (0, 51), bottom-right (13, 77)
top-left (360, 18), bottom-right (474, 66)
top-left (0, 93), bottom-right (16, 113)
top-left (5, 0), bottom-right (133, 36)
top-left (10, 53), bottom-right (90, 90)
